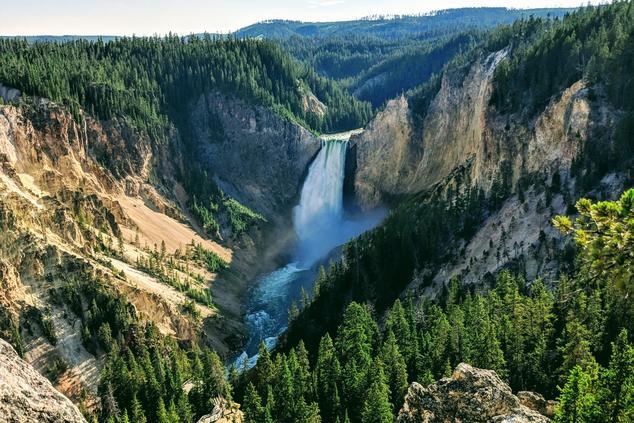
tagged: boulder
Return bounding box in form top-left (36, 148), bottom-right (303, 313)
top-left (397, 363), bottom-right (550, 423)
top-left (0, 338), bottom-right (86, 422)
top-left (517, 391), bottom-right (557, 418)
top-left (197, 397), bottom-right (244, 423)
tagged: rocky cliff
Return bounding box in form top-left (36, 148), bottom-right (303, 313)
top-left (398, 363), bottom-right (554, 423)
top-left (0, 338), bottom-right (86, 423)
top-left (351, 48), bottom-right (598, 208)
top-left (350, 48), bottom-right (624, 292)
top-left (197, 397), bottom-right (244, 423)
top-left (190, 91), bottom-right (321, 219)
top-left (0, 90), bottom-right (322, 408)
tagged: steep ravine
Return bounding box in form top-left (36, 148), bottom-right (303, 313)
top-left (0, 90), bottom-right (325, 404)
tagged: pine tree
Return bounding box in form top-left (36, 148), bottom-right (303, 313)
top-left (177, 393), bottom-right (194, 423)
top-left (254, 342), bottom-right (274, 397)
top-left (554, 366), bottom-right (599, 423)
top-left (129, 395), bottom-right (147, 423)
top-left (156, 398), bottom-right (171, 423)
top-left (100, 383), bottom-right (120, 422)
top-left (385, 299), bottom-right (416, 366)
top-left (201, 349), bottom-right (232, 401)
top-left (557, 316), bottom-right (597, 384)
top-left (167, 400), bottom-right (179, 423)
top-left (295, 397), bottom-right (322, 423)
top-left (242, 383), bottom-right (264, 423)
top-left (361, 358), bottom-right (393, 423)
top-left (596, 329), bottom-right (634, 422)
top-left (316, 334), bottom-right (342, 422)
top-left (380, 330), bottom-right (408, 412)
top-left (336, 303), bottom-right (378, 420)
top-left (554, 189), bottom-right (634, 297)
top-left (273, 357), bottom-right (295, 421)
top-left (295, 341), bottom-right (313, 400)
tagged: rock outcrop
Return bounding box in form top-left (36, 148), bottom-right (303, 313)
top-left (350, 48), bottom-right (603, 210)
top-left (197, 397), bottom-right (244, 423)
top-left (0, 338), bottom-right (87, 423)
top-left (190, 91), bottom-right (321, 219)
top-left (397, 363), bottom-right (551, 423)
top-left (0, 84), bottom-right (21, 103)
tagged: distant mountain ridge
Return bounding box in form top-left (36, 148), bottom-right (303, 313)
top-left (2, 7), bottom-right (574, 43)
top-left (235, 7), bottom-right (576, 40)
top-left (0, 35), bottom-right (119, 43)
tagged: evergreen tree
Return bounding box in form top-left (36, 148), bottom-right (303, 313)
top-left (554, 366), bottom-right (599, 423)
top-left (243, 383), bottom-right (265, 423)
top-left (316, 334), bottom-right (342, 423)
top-left (336, 303), bottom-right (378, 420)
top-left (120, 411), bottom-right (130, 423)
top-left (361, 359), bottom-right (393, 423)
top-left (155, 398), bottom-right (171, 423)
top-left (557, 316), bottom-right (597, 384)
top-left (254, 342), bottom-right (275, 398)
top-left (380, 330), bottom-right (408, 412)
top-left (129, 395), bottom-right (147, 423)
top-left (385, 299), bottom-right (416, 367)
top-left (596, 329), bottom-right (634, 422)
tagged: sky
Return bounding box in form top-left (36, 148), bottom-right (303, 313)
top-left (2, 0), bottom-right (608, 36)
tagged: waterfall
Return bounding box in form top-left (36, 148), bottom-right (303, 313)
top-left (235, 133), bottom-right (385, 369)
top-left (293, 140), bottom-right (348, 266)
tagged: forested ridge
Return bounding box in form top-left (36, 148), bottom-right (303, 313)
top-left (0, 35), bottom-right (372, 136)
top-left (236, 8), bottom-right (573, 40)
top-left (283, 31), bottom-right (483, 107)
top-left (271, 8), bottom-right (573, 107)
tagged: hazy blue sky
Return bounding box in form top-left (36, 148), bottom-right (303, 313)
top-left (3, 0), bottom-right (607, 36)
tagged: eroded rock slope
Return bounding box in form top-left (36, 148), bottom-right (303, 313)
top-left (0, 338), bottom-right (86, 423)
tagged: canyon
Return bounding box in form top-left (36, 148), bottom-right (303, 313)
top-left (0, 4), bottom-right (633, 421)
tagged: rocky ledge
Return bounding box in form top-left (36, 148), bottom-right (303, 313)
top-left (197, 397), bottom-right (244, 423)
top-left (398, 363), bottom-right (554, 423)
top-left (0, 338), bottom-right (86, 422)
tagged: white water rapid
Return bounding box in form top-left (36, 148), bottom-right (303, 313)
top-left (235, 134), bottom-right (385, 369)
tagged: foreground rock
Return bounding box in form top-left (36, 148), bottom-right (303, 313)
top-left (197, 397), bottom-right (244, 423)
top-left (0, 338), bottom-right (86, 423)
top-left (398, 363), bottom-right (551, 423)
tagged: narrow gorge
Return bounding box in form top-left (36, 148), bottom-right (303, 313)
top-left (237, 133), bottom-right (385, 368)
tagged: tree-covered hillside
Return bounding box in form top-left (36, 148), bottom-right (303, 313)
top-left (240, 7), bottom-right (574, 107)
top-left (233, 190), bottom-right (634, 423)
top-left (281, 32), bottom-right (483, 107)
top-left (0, 35), bottom-right (372, 136)
top-left (236, 8), bottom-right (573, 40)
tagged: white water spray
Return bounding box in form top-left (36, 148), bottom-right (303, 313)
top-left (293, 140), bottom-right (348, 266)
